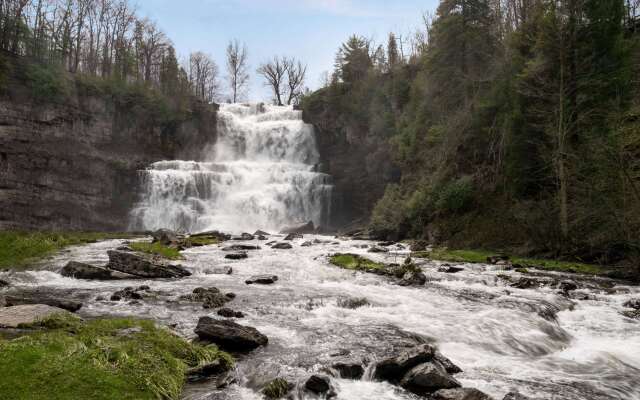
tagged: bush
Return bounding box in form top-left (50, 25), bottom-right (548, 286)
top-left (370, 184), bottom-right (407, 239)
top-left (24, 63), bottom-right (70, 102)
top-left (435, 176), bottom-right (474, 213)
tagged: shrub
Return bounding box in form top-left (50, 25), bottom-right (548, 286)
top-left (24, 63), bottom-right (70, 102)
top-left (435, 176), bottom-right (474, 213)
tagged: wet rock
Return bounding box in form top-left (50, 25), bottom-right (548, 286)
top-left (233, 233), bottom-right (254, 240)
top-left (61, 261), bottom-right (137, 280)
top-left (281, 221), bottom-right (315, 235)
top-left (2, 294), bottom-right (82, 312)
top-left (265, 241), bottom-right (277, 246)
top-left (254, 230), bottom-right (271, 236)
top-left (184, 287), bottom-right (231, 309)
top-left (438, 266), bottom-right (465, 274)
top-left (301, 241), bottom-right (314, 247)
top-left (210, 267), bottom-right (233, 275)
top-left (272, 242), bottom-right (293, 249)
top-left (195, 317), bottom-right (268, 351)
top-left (0, 279), bottom-right (9, 288)
top-left (217, 308), bottom-right (245, 318)
top-left (137, 285), bottom-right (150, 291)
top-left (257, 235), bottom-right (268, 240)
top-left (152, 229), bottom-right (180, 246)
top-left (245, 275), bottom-right (278, 285)
top-left (623, 298), bottom-right (640, 310)
top-left (284, 233), bottom-right (303, 241)
top-left (225, 292), bottom-right (237, 300)
top-left (262, 378), bottom-right (293, 399)
top-left (399, 271), bottom-right (427, 286)
top-left (116, 246), bottom-right (132, 251)
top-left (502, 393), bottom-right (533, 400)
top-left (487, 255), bottom-right (510, 264)
top-left (400, 362), bottom-right (461, 395)
top-left (434, 352), bottom-right (463, 374)
top-left (111, 287), bottom-right (143, 302)
top-left (225, 252), bottom-right (248, 260)
top-left (222, 244), bottom-right (260, 251)
top-left (305, 375), bottom-right (335, 396)
top-left (621, 309), bottom-right (640, 319)
top-left (378, 241), bottom-right (396, 246)
top-left (331, 362), bottom-right (364, 379)
top-left (191, 230), bottom-right (232, 241)
top-left (410, 240), bottom-right (428, 251)
top-left (374, 344), bottom-right (436, 382)
top-left (0, 305), bottom-right (73, 328)
top-left (569, 292), bottom-right (593, 301)
top-left (433, 388), bottom-right (494, 400)
top-left (187, 358), bottom-right (233, 385)
top-left (510, 277), bottom-right (542, 289)
top-left (336, 297), bottom-right (369, 309)
top-left (558, 281), bottom-right (578, 292)
top-left (314, 238), bottom-right (332, 244)
top-left (106, 250), bottom-right (191, 279)
top-left (368, 246), bottom-right (390, 253)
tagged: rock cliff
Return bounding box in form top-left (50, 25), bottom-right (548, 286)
top-left (0, 91), bottom-right (216, 231)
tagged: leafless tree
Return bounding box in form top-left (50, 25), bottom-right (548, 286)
top-left (189, 51), bottom-right (219, 103)
top-left (257, 56), bottom-right (287, 105)
top-left (225, 39), bottom-right (249, 102)
top-left (284, 57), bottom-right (306, 105)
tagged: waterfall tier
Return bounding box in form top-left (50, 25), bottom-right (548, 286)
top-left (129, 103), bottom-right (332, 233)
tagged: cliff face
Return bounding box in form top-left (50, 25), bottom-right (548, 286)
top-left (303, 95), bottom-right (397, 230)
top-left (0, 94), bottom-right (216, 231)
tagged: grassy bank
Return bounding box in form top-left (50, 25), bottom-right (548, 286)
top-left (129, 241), bottom-right (184, 260)
top-left (0, 231), bottom-right (140, 271)
top-left (412, 248), bottom-right (607, 275)
top-left (329, 253), bottom-right (387, 272)
top-left (0, 315), bottom-right (232, 400)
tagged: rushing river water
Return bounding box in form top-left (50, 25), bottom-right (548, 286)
top-left (4, 238), bottom-right (640, 400)
top-left (129, 104), bottom-right (333, 234)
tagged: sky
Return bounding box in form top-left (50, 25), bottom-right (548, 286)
top-left (137, 0), bottom-right (440, 102)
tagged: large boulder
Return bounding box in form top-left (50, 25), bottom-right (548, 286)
top-left (400, 362), bottom-right (461, 395)
top-left (222, 244), bottom-right (260, 251)
top-left (399, 270), bottom-right (427, 286)
top-left (0, 305), bottom-right (73, 328)
top-left (61, 261), bottom-right (137, 280)
top-left (195, 317), bottom-right (268, 351)
top-left (225, 252), bottom-right (248, 260)
top-left (106, 250), bottom-right (191, 279)
top-left (191, 230), bottom-right (231, 241)
top-left (433, 388), bottom-right (494, 400)
top-left (623, 298), bottom-right (640, 310)
top-left (305, 375), bottom-right (335, 396)
top-left (272, 242), bottom-right (293, 249)
top-left (374, 344), bottom-right (436, 382)
top-left (2, 294), bottom-right (82, 312)
top-left (181, 287), bottom-right (231, 309)
top-left (281, 221), bottom-right (315, 235)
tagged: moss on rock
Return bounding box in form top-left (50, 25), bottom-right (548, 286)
top-left (329, 253), bottom-right (387, 272)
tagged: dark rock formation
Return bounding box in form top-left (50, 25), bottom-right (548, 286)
top-left (186, 358), bottom-right (233, 386)
top-left (0, 92), bottom-right (216, 231)
top-left (283, 233), bottom-right (302, 241)
top-left (217, 308), bottom-right (244, 318)
top-left (502, 393), bottom-right (533, 400)
top-left (438, 266), bottom-right (465, 274)
top-left (336, 297), bottom-right (369, 309)
top-left (2, 294), bottom-right (82, 312)
top-left (152, 229), bottom-right (180, 246)
top-left (61, 261), bottom-right (137, 280)
top-left (368, 246), bottom-right (389, 253)
top-left (272, 242), bottom-right (293, 249)
top-left (181, 287), bottom-right (231, 309)
top-left (195, 317), bottom-right (268, 351)
top-left (254, 230), bottom-right (270, 236)
top-left (106, 250), bottom-right (191, 278)
top-left (331, 362), bottom-right (364, 379)
top-left (304, 375), bottom-right (335, 396)
top-left (400, 362), bottom-right (461, 395)
top-left (245, 275), bottom-right (278, 285)
top-left (281, 221), bottom-right (315, 234)
top-left (110, 287), bottom-right (143, 301)
top-left (623, 298), bottom-right (640, 310)
top-left (0, 279), bottom-right (10, 288)
top-left (399, 271), bottom-right (427, 286)
top-left (222, 244), bottom-right (260, 251)
top-left (487, 255), bottom-right (510, 264)
top-left (225, 252), bottom-right (248, 260)
top-left (373, 344), bottom-right (437, 382)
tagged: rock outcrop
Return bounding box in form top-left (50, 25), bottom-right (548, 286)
top-left (0, 304), bottom-right (73, 328)
top-left (194, 317), bottom-right (268, 351)
top-left (61, 261), bottom-right (137, 280)
top-left (106, 250), bottom-right (191, 279)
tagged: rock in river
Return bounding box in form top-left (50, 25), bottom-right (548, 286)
top-left (2, 293), bottom-right (82, 312)
top-left (106, 250), bottom-right (191, 279)
top-left (61, 261), bottom-right (137, 280)
top-left (433, 388), bottom-right (494, 400)
top-left (195, 317), bottom-right (268, 351)
top-left (305, 375), bottom-right (335, 396)
top-left (623, 298), bottom-right (640, 310)
top-left (222, 244), bottom-right (261, 251)
top-left (400, 362), bottom-right (461, 395)
top-left (217, 308), bottom-right (245, 318)
top-left (374, 344), bottom-right (437, 381)
top-left (281, 221), bottom-right (315, 234)
top-left (272, 242), bottom-right (293, 249)
top-left (0, 304), bottom-right (73, 328)
top-left (181, 287), bottom-right (231, 309)
top-left (246, 275), bottom-right (278, 285)
top-left (225, 252), bottom-right (248, 260)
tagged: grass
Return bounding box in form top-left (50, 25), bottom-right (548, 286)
top-left (262, 378), bottom-right (292, 399)
top-left (0, 231), bottom-right (140, 271)
top-left (186, 236), bottom-right (220, 247)
top-left (0, 315), bottom-right (233, 400)
top-left (129, 241), bottom-right (184, 260)
top-left (412, 247), bottom-right (607, 275)
top-left (329, 253), bottom-right (387, 272)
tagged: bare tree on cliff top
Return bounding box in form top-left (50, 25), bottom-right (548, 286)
top-left (257, 56), bottom-right (287, 106)
top-left (226, 39), bottom-right (249, 103)
top-left (284, 57), bottom-right (307, 105)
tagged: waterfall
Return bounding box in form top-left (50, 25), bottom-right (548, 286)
top-left (129, 103), bottom-right (333, 233)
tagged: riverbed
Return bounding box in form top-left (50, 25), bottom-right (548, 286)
top-left (3, 236), bottom-right (640, 400)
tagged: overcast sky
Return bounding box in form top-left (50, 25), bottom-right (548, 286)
top-left (137, 0), bottom-right (439, 102)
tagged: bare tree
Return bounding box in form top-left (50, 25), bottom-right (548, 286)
top-left (225, 39), bottom-right (249, 103)
top-left (257, 56), bottom-right (287, 105)
top-left (284, 57), bottom-right (306, 105)
top-left (189, 51), bottom-right (219, 103)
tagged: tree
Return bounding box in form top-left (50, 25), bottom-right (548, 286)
top-left (257, 56), bottom-right (287, 105)
top-left (387, 32), bottom-right (400, 68)
top-left (284, 57), bottom-right (306, 105)
top-left (225, 39), bottom-right (249, 102)
top-left (335, 35), bottom-right (372, 84)
top-left (188, 51), bottom-right (219, 103)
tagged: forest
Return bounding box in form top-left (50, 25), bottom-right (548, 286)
top-left (303, 0), bottom-right (640, 268)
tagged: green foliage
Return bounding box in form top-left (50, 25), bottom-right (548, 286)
top-left (370, 184), bottom-right (407, 238)
top-left (185, 236), bottom-right (220, 247)
top-left (0, 318), bottom-right (233, 400)
top-left (129, 242), bottom-right (184, 260)
top-left (329, 253), bottom-right (386, 272)
top-left (435, 176), bottom-right (474, 213)
top-left (24, 63), bottom-right (71, 102)
top-left (262, 378), bottom-right (292, 399)
top-left (0, 231), bottom-right (140, 271)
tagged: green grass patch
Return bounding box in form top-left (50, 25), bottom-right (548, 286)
top-left (412, 247), bottom-right (607, 275)
top-left (329, 253), bottom-right (387, 272)
top-left (0, 231), bottom-right (140, 271)
top-left (129, 242), bottom-right (184, 260)
top-left (186, 236), bottom-right (220, 246)
top-left (0, 317), bottom-right (233, 400)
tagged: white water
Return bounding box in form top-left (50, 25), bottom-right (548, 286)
top-left (129, 103), bottom-right (333, 234)
top-left (5, 238), bottom-right (640, 400)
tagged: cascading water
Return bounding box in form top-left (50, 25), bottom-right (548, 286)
top-left (129, 103), bottom-right (333, 233)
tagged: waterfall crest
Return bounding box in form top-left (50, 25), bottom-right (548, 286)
top-left (129, 103), bottom-right (332, 233)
